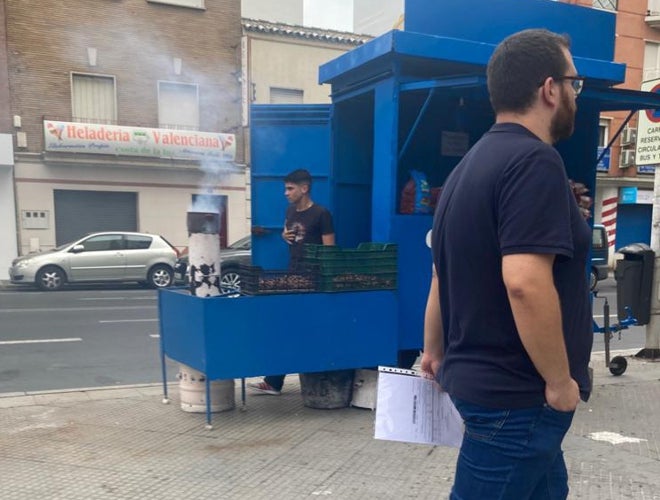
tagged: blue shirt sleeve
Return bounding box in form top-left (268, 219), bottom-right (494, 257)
top-left (498, 146), bottom-right (574, 258)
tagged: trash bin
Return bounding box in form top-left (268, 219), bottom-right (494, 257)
top-left (614, 243), bottom-right (655, 325)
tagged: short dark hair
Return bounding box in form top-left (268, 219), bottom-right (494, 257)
top-left (487, 29), bottom-right (571, 114)
top-left (284, 169), bottom-right (312, 186)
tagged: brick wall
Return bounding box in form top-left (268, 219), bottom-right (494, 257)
top-left (5, 0), bottom-right (243, 160)
top-left (0, 0), bottom-right (12, 133)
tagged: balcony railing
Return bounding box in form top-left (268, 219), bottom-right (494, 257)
top-left (593, 0), bottom-right (617, 11)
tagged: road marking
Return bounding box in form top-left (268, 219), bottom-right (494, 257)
top-left (79, 297), bottom-right (156, 301)
top-left (0, 338), bottom-right (82, 345)
top-left (588, 431), bottom-right (647, 445)
top-left (99, 319), bottom-right (158, 323)
top-left (149, 334), bottom-right (160, 338)
top-left (0, 306), bottom-right (154, 313)
top-left (593, 315), bottom-right (619, 319)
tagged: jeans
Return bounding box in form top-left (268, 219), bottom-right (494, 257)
top-left (450, 397), bottom-right (575, 500)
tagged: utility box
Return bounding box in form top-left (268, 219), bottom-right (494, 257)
top-left (615, 243), bottom-right (655, 325)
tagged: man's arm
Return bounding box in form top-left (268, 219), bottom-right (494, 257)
top-left (322, 233), bottom-right (335, 245)
top-left (502, 253), bottom-right (579, 411)
top-left (421, 265), bottom-right (444, 380)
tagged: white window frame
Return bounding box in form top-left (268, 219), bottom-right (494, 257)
top-left (157, 80), bottom-right (200, 131)
top-left (70, 72), bottom-right (117, 124)
top-left (644, 41), bottom-right (660, 82)
top-left (147, 0), bottom-right (205, 9)
top-left (599, 117), bottom-right (611, 148)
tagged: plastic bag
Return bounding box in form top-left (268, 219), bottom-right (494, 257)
top-left (400, 170), bottom-right (432, 214)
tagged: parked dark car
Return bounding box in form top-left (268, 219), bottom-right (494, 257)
top-left (9, 232), bottom-right (178, 291)
top-left (591, 223), bottom-right (609, 290)
top-left (174, 235), bottom-right (251, 291)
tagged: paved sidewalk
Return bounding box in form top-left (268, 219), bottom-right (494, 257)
top-left (1, 351), bottom-right (659, 500)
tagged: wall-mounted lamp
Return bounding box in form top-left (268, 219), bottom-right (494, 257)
top-left (173, 57), bottom-right (182, 76)
top-left (87, 47), bottom-right (97, 67)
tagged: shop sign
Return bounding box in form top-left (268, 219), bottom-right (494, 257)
top-left (596, 146), bottom-right (610, 172)
top-left (43, 120), bottom-right (235, 162)
top-left (619, 186), bottom-right (637, 204)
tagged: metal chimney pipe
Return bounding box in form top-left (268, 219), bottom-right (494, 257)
top-left (179, 210), bottom-right (235, 415)
top-left (186, 211), bottom-right (221, 297)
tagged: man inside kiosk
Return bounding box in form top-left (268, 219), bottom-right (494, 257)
top-left (422, 29), bottom-right (592, 499)
top-left (249, 169), bottom-right (336, 396)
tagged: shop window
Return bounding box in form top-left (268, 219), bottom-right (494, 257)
top-left (270, 87), bottom-right (304, 104)
top-left (158, 81), bottom-right (199, 130)
top-left (71, 73), bottom-right (117, 124)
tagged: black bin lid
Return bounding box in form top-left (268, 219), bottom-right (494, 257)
top-left (617, 243), bottom-right (654, 256)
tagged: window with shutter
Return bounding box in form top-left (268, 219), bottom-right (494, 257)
top-left (269, 87), bottom-right (304, 104)
top-left (71, 73), bottom-right (117, 124)
top-left (158, 81), bottom-right (199, 130)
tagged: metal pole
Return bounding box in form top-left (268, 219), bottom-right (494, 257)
top-left (641, 164), bottom-right (660, 359)
top-left (604, 298), bottom-right (611, 368)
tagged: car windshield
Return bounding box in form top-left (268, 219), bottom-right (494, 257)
top-left (227, 236), bottom-right (250, 250)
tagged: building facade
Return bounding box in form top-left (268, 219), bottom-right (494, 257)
top-left (1, 0), bottom-right (245, 277)
top-left (570, 0), bottom-right (660, 260)
top-left (240, 19), bottom-right (370, 224)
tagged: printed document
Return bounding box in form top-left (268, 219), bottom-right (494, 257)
top-left (374, 366), bottom-right (463, 448)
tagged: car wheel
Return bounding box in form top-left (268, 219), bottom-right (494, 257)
top-left (148, 265), bottom-right (173, 289)
top-left (220, 268), bottom-right (241, 293)
top-left (590, 268), bottom-right (598, 291)
top-left (36, 266), bottom-right (66, 291)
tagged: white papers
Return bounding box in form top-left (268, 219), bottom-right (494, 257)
top-left (374, 366), bottom-right (463, 448)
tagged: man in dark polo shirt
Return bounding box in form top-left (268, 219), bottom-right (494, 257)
top-left (421, 29), bottom-right (592, 499)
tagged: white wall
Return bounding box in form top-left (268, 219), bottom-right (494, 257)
top-left (0, 134), bottom-right (17, 280)
top-left (242, 0), bottom-right (303, 24)
top-left (13, 158), bottom-right (247, 255)
top-left (249, 37), bottom-right (352, 104)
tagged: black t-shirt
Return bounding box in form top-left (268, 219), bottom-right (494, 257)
top-left (285, 203), bottom-right (334, 269)
top-left (431, 123), bottom-right (593, 409)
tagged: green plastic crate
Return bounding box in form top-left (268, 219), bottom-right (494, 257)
top-left (317, 271), bottom-right (397, 292)
top-left (239, 265), bottom-right (317, 295)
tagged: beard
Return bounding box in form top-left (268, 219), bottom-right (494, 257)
top-left (550, 87), bottom-right (576, 143)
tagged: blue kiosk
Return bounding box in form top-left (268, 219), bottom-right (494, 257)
top-left (159, 0), bottom-right (660, 425)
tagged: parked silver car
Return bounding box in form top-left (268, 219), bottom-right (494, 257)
top-left (9, 232), bottom-right (178, 291)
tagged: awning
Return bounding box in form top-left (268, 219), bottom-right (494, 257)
top-left (581, 87), bottom-right (660, 112)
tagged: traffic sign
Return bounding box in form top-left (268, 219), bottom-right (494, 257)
top-left (635, 78), bottom-right (660, 165)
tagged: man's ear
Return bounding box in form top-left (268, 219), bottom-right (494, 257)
top-left (539, 77), bottom-right (559, 107)
top-left (301, 183), bottom-right (310, 194)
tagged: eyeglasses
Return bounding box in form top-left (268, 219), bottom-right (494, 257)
top-left (553, 76), bottom-right (584, 96)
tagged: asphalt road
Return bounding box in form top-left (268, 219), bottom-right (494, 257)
top-left (0, 283), bottom-right (179, 394)
top-left (0, 277), bottom-right (651, 394)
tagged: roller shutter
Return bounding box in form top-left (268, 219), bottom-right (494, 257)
top-left (54, 190), bottom-right (137, 245)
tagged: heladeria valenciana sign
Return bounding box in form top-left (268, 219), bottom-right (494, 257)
top-left (43, 121), bottom-right (235, 162)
